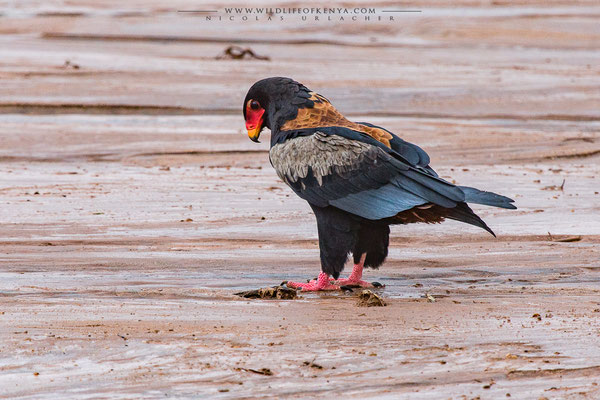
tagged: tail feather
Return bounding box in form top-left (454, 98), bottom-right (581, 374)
top-left (446, 203), bottom-right (496, 237)
top-left (458, 186), bottom-right (516, 209)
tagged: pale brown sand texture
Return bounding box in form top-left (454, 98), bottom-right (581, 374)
top-left (1, 1), bottom-right (600, 399)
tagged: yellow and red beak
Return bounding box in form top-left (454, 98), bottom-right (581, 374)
top-left (245, 108), bottom-right (265, 143)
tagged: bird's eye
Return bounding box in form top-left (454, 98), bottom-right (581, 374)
top-left (250, 100), bottom-right (260, 110)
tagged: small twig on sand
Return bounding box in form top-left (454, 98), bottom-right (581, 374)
top-left (548, 232), bottom-right (582, 242)
top-left (541, 179), bottom-right (565, 191)
top-left (237, 367), bottom-right (273, 375)
top-left (216, 45), bottom-right (270, 61)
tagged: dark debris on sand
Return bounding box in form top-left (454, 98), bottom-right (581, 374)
top-left (235, 285), bottom-right (297, 300)
top-left (357, 290), bottom-right (387, 307)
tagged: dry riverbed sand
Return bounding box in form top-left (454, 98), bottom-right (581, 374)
top-left (1, 1), bottom-right (600, 398)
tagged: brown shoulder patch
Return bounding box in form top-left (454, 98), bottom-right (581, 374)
top-left (280, 92), bottom-right (393, 148)
top-left (355, 124), bottom-right (393, 148)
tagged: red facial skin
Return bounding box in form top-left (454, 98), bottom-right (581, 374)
top-left (245, 100), bottom-right (265, 142)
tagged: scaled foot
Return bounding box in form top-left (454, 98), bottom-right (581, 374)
top-left (334, 277), bottom-right (373, 288)
top-left (333, 254), bottom-right (374, 288)
top-left (286, 272), bottom-right (340, 291)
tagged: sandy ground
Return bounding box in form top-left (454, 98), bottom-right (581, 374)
top-left (1, 1), bottom-right (600, 399)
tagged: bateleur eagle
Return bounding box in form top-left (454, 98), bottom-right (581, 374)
top-left (243, 77), bottom-right (516, 291)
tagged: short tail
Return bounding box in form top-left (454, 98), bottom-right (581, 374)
top-left (445, 202), bottom-right (496, 237)
top-left (458, 186), bottom-right (517, 210)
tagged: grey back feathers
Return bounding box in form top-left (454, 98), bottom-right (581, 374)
top-left (270, 131), bottom-right (377, 187)
top-left (269, 131), bottom-right (429, 219)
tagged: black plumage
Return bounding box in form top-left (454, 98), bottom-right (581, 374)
top-left (243, 77), bottom-right (516, 288)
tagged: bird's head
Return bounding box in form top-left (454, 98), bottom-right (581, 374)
top-left (243, 77), bottom-right (314, 143)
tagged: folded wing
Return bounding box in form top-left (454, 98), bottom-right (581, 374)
top-left (269, 131), bottom-right (467, 220)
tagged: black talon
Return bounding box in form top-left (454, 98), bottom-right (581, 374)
top-left (372, 282), bottom-right (384, 288)
top-left (340, 285), bottom-right (354, 292)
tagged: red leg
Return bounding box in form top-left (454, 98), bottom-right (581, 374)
top-left (286, 272), bottom-right (340, 291)
top-left (334, 253), bottom-right (373, 288)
